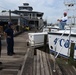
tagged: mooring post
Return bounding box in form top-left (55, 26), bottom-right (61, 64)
top-left (34, 41), bottom-right (37, 55)
top-left (69, 42), bottom-right (75, 65)
top-left (44, 34), bottom-right (47, 52)
top-left (34, 48), bottom-right (37, 55)
top-left (0, 35), bottom-right (1, 57)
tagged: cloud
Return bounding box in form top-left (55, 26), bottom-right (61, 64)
top-left (0, 0), bottom-right (66, 23)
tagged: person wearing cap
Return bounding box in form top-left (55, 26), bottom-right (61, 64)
top-left (0, 35), bottom-right (2, 64)
top-left (4, 22), bottom-right (15, 56)
top-left (0, 34), bottom-right (3, 70)
top-left (57, 12), bottom-right (68, 30)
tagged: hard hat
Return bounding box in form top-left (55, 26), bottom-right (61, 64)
top-left (64, 12), bottom-right (67, 15)
top-left (8, 22), bottom-right (13, 26)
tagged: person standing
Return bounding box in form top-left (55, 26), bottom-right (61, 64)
top-left (0, 35), bottom-right (2, 64)
top-left (0, 35), bottom-right (3, 70)
top-left (0, 31), bottom-right (3, 70)
top-left (4, 23), bottom-right (15, 56)
top-left (57, 12), bottom-right (68, 30)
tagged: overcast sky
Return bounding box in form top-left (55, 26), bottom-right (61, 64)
top-left (0, 0), bottom-right (76, 24)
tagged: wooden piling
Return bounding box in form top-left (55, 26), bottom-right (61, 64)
top-left (69, 42), bottom-right (75, 65)
top-left (34, 48), bottom-right (37, 55)
top-left (44, 34), bottom-right (47, 52)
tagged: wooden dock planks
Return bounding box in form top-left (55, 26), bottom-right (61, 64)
top-left (45, 53), bottom-right (53, 75)
top-left (37, 49), bottom-right (40, 75)
top-left (33, 56), bottom-right (37, 75)
top-left (34, 49), bottom-right (52, 75)
top-left (40, 50), bottom-right (45, 75)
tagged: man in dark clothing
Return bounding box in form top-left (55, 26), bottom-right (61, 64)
top-left (0, 35), bottom-right (2, 64)
top-left (0, 35), bottom-right (3, 70)
top-left (4, 23), bottom-right (15, 56)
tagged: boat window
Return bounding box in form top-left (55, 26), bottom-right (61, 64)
top-left (71, 29), bottom-right (76, 33)
top-left (50, 46), bottom-right (53, 49)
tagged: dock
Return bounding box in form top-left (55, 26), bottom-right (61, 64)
top-left (0, 32), bottom-right (76, 75)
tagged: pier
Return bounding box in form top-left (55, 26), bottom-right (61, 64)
top-left (0, 32), bottom-right (76, 75)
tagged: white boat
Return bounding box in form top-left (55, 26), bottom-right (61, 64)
top-left (48, 28), bottom-right (76, 59)
top-left (48, 0), bottom-right (76, 59)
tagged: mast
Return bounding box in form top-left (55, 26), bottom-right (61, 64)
top-left (64, 0), bottom-right (75, 6)
top-left (64, 0), bottom-right (76, 25)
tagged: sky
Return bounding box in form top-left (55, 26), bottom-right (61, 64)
top-left (0, 0), bottom-right (76, 24)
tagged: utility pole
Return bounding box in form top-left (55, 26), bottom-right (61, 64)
top-left (9, 10), bottom-right (11, 23)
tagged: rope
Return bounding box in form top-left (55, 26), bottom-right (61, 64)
top-left (54, 28), bottom-right (71, 58)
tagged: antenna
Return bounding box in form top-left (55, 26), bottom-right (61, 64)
top-left (64, 0), bottom-right (76, 25)
top-left (64, 0), bottom-right (76, 7)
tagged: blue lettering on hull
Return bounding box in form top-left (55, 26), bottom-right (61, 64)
top-left (54, 38), bottom-right (76, 50)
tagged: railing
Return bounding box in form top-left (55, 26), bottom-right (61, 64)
top-left (53, 27), bottom-right (72, 72)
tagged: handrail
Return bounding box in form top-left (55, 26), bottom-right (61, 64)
top-left (54, 28), bottom-right (71, 58)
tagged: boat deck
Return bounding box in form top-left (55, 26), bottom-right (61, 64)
top-left (0, 32), bottom-right (76, 75)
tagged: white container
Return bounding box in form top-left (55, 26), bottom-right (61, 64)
top-left (28, 32), bottom-right (47, 47)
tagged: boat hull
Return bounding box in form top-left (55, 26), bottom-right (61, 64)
top-left (48, 32), bottom-right (76, 59)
